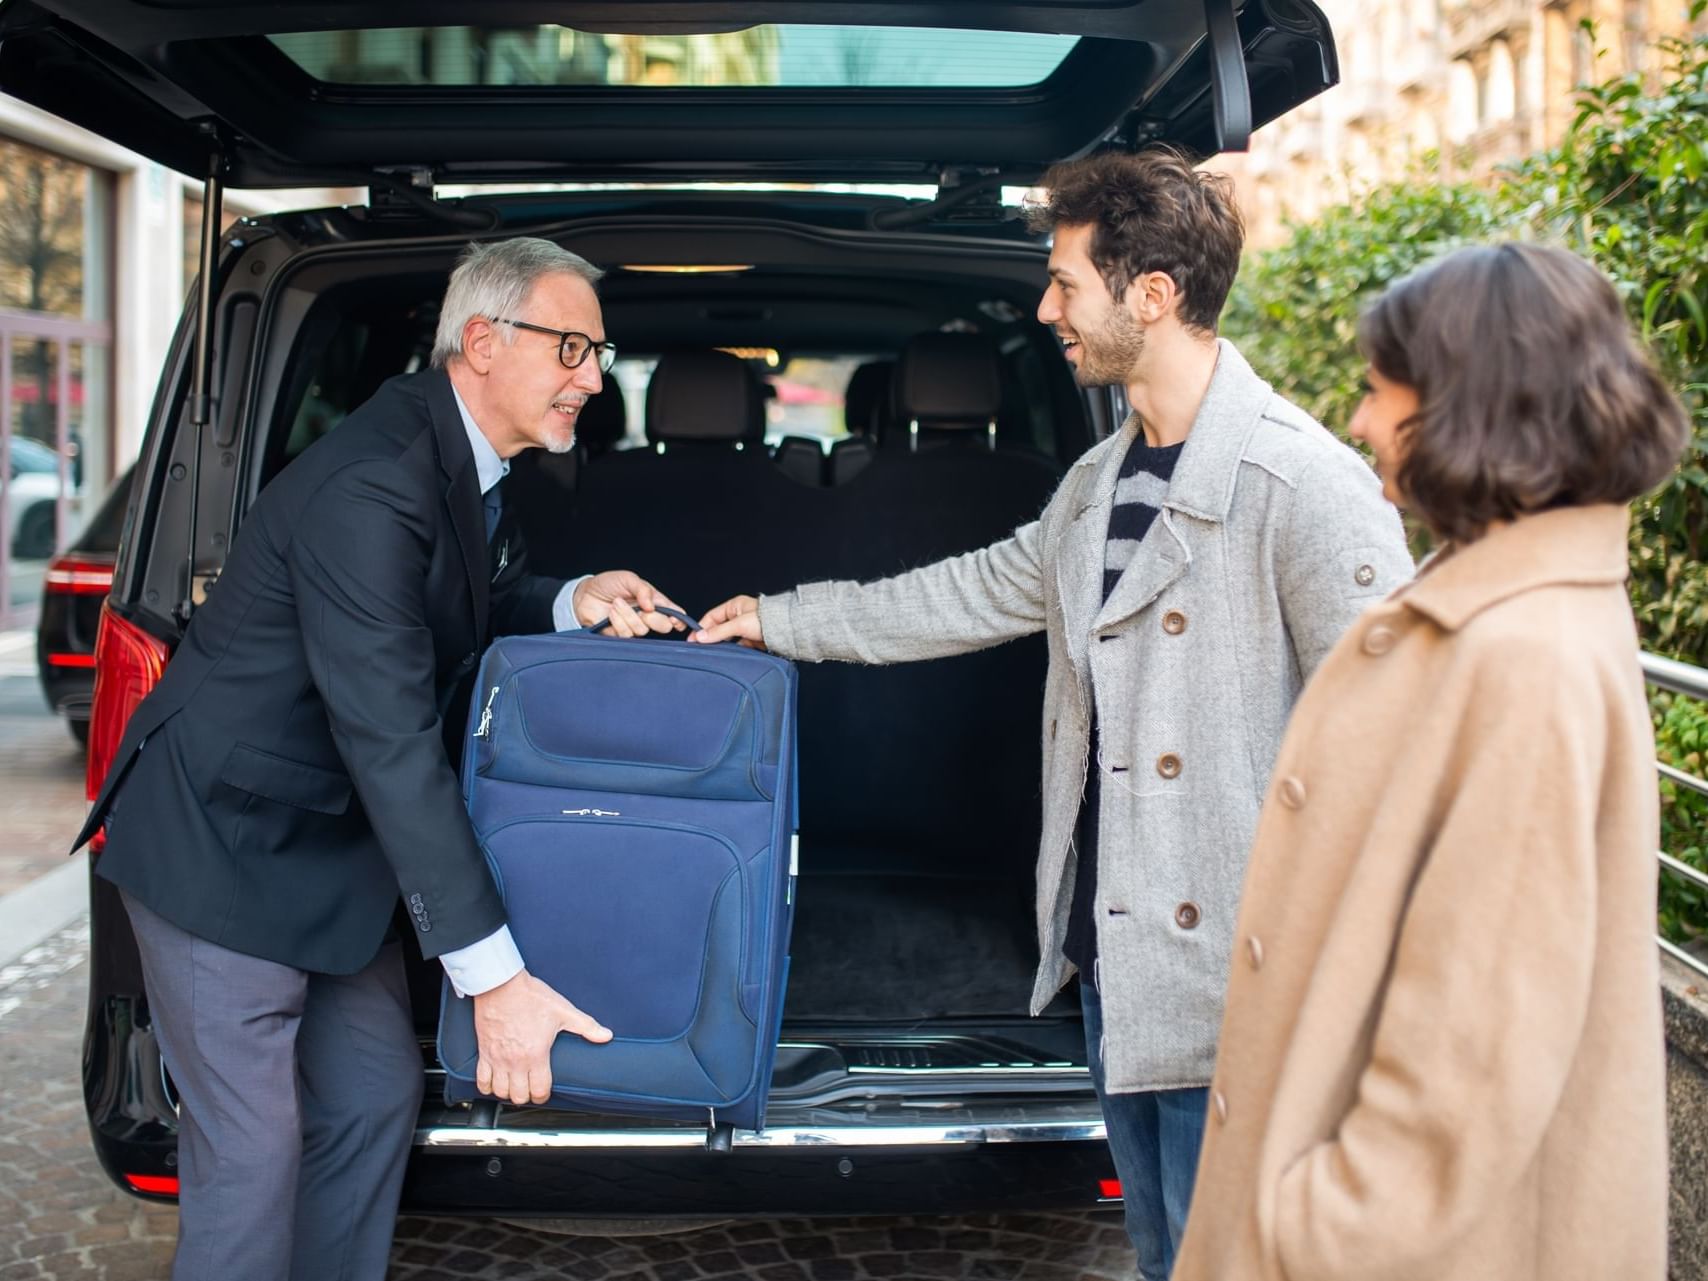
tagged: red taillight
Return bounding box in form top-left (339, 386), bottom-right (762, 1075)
top-left (45, 553), bottom-right (116, 596)
top-left (1098, 1178), bottom-right (1123, 1200)
top-left (123, 1173), bottom-right (180, 1196)
top-left (86, 603), bottom-right (169, 850)
top-left (46, 653), bottom-right (99, 668)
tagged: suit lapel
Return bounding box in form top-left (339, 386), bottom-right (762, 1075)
top-left (426, 371), bottom-right (490, 644)
top-left (1088, 341), bottom-right (1273, 633)
top-left (1094, 508), bottom-right (1189, 632)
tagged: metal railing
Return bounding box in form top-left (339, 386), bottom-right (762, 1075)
top-left (1643, 651), bottom-right (1708, 981)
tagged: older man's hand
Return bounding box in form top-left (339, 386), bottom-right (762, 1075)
top-left (471, 969), bottom-right (611, 1106)
top-left (573, 570), bottom-right (686, 637)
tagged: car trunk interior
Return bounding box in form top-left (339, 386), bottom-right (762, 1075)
top-left (247, 213), bottom-right (1097, 1094)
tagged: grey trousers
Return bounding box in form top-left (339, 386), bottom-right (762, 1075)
top-left (122, 891), bottom-right (425, 1281)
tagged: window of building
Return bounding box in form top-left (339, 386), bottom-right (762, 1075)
top-left (0, 133), bottom-right (115, 621)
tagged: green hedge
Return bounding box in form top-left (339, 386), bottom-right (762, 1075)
top-left (1225, 16), bottom-right (1708, 941)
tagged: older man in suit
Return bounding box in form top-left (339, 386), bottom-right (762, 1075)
top-left (73, 238), bottom-right (676, 1281)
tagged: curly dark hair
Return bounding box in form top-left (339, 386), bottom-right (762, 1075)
top-left (1359, 243), bottom-right (1689, 544)
top-left (1023, 146), bottom-right (1244, 333)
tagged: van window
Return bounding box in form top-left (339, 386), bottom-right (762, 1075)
top-left (610, 352), bottom-right (878, 453)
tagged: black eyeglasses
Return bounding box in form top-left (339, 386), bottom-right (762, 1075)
top-left (491, 318), bottom-right (617, 373)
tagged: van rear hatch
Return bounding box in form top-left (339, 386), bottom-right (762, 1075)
top-left (0, 1), bottom-right (1337, 188)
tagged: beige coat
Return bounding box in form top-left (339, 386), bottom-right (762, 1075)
top-left (1173, 504), bottom-right (1667, 1281)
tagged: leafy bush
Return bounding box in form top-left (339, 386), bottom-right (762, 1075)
top-left (1508, 19), bottom-right (1708, 670)
top-left (1657, 691), bottom-right (1708, 942)
top-left (1226, 17), bottom-right (1708, 940)
top-left (1224, 179), bottom-right (1504, 440)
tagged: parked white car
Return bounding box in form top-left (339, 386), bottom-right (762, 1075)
top-left (5, 436), bottom-right (81, 560)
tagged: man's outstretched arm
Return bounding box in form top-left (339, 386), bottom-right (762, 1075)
top-left (691, 520), bottom-right (1048, 662)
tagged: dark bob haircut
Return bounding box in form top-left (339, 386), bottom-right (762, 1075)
top-left (1023, 146), bottom-right (1243, 334)
top-left (1358, 242), bottom-right (1689, 544)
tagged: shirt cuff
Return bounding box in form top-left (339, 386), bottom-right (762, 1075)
top-left (552, 576), bottom-right (592, 632)
top-left (439, 926), bottom-right (524, 998)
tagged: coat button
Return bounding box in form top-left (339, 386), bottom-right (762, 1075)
top-left (1174, 901), bottom-right (1201, 930)
top-left (1362, 625), bottom-right (1397, 656)
top-left (1213, 1090), bottom-right (1228, 1123)
top-left (1162, 610), bottom-right (1187, 635)
top-left (1157, 753), bottom-right (1182, 779)
top-left (460, 651), bottom-right (477, 668)
top-left (1247, 936), bottom-right (1265, 969)
top-left (1355, 563), bottom-right (1376, 587)
top-left (1278, 776), bottom-right (1307, 810)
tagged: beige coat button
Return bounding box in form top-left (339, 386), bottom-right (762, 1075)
top-left (1174, 901), bottom-right (1201, 930)
top-left (1157, 753), bottom-right (1182, 779)
top-left (1362, 625), bottom-right (1397, 655)
top-left (1247, 936), bottom-right (1264, 969)
top-left (1278, 776), bottom-right (1307, 810)
top-left (1162, 610), bottom-right (1187, 635)
top-left (1213, 1090), bottom-right (1228, 1123)
top-left (1355, 563), bottom-right (1376, 587)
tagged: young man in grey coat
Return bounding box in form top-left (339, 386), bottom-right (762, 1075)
top-left (692, 147), bottom-right (1412, 1280)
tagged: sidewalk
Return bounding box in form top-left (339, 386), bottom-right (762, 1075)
top-left (0, 626), bottom-right (91, 966)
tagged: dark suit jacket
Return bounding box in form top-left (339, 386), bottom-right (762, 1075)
top-left (76, 368), bottom-right (566, 974)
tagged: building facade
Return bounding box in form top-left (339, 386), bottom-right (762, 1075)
top-left (1223, 0), bottom-right (1706, 246)
top-left (0, 95), bottom-right (354, 625)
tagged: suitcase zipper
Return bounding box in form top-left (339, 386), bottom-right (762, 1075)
top-left (561, 808), bottom-right (622, 817)
top-left (472, 685), bottom-right (500, 738)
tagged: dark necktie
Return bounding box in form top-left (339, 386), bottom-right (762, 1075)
top-left (482, 481), bottom-right (503, 544)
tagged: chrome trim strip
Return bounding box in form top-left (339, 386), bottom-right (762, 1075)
top-left (416, 1117), bottom-right (1108, 1151)
top-left (844, 1065), bottom-right (1087, 1077)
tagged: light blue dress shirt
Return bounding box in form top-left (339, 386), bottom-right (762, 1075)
top-left (439, 386), bottom-right (587, 997)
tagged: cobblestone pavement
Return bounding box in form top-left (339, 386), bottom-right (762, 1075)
top-left (0, 928), bottom-right (1132, 1280)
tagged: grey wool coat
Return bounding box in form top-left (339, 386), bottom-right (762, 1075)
top-left (759, 341), bottom-right (1413, 1091)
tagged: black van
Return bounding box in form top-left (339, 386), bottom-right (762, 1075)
top-left (0, 0), bottom-right (1338, 1219)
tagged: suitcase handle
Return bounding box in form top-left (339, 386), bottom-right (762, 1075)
top-left (587, 605), bottom-right (706, 635)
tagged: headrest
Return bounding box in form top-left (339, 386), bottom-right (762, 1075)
top-left (575, 382), bottom-right (627, 454)
top-left (894, 332), bottom-right (1001, 428)
top-left (645, 350), bottom-right (766, 445)
top-left (844, 360), bottom-right (896, 436)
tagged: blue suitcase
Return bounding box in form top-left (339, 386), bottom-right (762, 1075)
top-left (437, 613), bottom-right (798, 1136)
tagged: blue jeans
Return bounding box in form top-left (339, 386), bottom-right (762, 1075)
top-left (1082, 982), bottom-right (1209, 1281)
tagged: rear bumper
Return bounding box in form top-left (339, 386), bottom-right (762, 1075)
top-left (404, 1107), bottom-right (1113, 1216)
top-left (98, 1109), bottom-right (1116, 1217)
top-left (89, 992), bottom-right (1116, 1217)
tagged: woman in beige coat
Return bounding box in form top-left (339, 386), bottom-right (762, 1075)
top-left (1172, 243), bottom-right (1690, 1281)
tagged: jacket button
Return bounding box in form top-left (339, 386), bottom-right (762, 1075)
top-left (1157, 753), bottom-right (1182, 779)
top-left (1213, 1090), bottom-right (1228, 1123)
top-left (1247, 936), bottom-right (1265, 969)
top-left (1355, 563), bottom-right (1376, 587)
top-left (1162, 610), bottom-right (1187, 635)
top-left (1362, 625), bottom-right (1397, 656)
top-left (1278, 776), bottom-right (1306, 810)
top-left (1174, 901), bottom-right (1201, 930)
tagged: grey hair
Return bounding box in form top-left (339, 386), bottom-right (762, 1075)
top-left (430, 238), bottom-right (604, 368)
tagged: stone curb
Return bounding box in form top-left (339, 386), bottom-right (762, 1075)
top-left (0, 851), bottom-right (88, 970)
